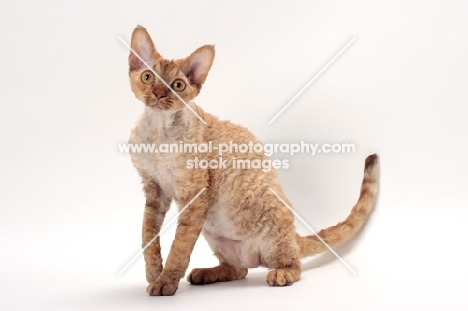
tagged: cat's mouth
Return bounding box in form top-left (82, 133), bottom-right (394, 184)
top-left (146, 101), bottom-right (161, 108)
top-left (146, 97), bottom-right (176, 111)
top-left (145, 99), bottom-right (165, 110)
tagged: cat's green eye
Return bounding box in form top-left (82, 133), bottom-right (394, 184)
top-left (171, 79), bottom-right (186, 92)
top-left (141, 71), bottom-right (155, 84)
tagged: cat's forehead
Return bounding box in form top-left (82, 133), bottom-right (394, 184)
top-left (153, 59), bottom-right (180, 75)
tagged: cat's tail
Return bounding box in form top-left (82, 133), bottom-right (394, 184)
top-left (297, 154), bottom-right (379, 258)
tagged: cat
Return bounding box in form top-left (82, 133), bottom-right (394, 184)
top-left (126, 25), bottom-right (379, 296)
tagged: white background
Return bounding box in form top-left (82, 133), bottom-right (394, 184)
top-left (1, 0), bottom-right (467, 310)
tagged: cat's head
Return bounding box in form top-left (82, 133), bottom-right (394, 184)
top-left (128, 26), bottom-right (215, 112)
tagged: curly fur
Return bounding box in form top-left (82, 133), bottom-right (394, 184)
top-left (126, 26), bottom-right (379, 296)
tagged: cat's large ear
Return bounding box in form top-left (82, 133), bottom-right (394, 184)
top-left (178, 45), bottom-right (215, 86)
top-left (129, 26), bottom-right (160, 72)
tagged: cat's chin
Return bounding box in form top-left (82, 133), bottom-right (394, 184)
top-left (145, 102), bottom-right (162, 110)
top-left (145, 102), bottom-right (182, 113)
top-left (145, 101), bottom-right (167, 111)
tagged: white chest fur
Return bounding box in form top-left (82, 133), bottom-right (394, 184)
top-left (129, 108), bottom-right (186, 199)
top-left (138, 152), bottom-right (177, 198)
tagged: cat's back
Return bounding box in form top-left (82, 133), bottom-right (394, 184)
top-left (206, 116), bottom-right (260, 146)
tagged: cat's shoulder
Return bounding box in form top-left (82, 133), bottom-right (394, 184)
top-left (206, 112), bottom-right (258, 142)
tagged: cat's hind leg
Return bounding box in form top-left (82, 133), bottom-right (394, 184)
top-left (264, 238), bottom-right (302, 286)
top-left (264, 236), bottom-right (302, 286)
top-left (187, 261), bottom-right (248, 285)
top-left (266, 263), bottom-right (301, 286)
top-left (261, 206), bottom-right (302, 286)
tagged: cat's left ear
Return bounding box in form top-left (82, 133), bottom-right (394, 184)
top-left (178, 45), bottom-right (215, 86)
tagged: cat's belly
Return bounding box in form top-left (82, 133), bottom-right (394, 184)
top-left (202, 206), bottom-right (267, 268)
top-left (214, 236), bottom-right (266, 268)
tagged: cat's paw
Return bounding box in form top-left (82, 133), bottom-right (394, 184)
top-left (187, 268), bottom-right (219, 285)
top-left (266, 269), bottom-right (297, 286)
top-left (145, 264), bottom-right (163, 283)
top-left (146, 279), bottom-right (179, 296)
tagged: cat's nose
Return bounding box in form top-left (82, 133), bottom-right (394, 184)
top-left (153, 87), bottom-right (166, 99)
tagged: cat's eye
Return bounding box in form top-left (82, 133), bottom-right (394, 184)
top-left (171, 79), bottom-right (186, 92)
top-left (141, 71), bottom-right (155, 84)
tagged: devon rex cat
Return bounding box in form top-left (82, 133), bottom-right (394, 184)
top-left (126, 26), bottom-right (379, 296)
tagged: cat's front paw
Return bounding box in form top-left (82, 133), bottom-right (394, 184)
top-left (145, 264), bottom-right (163, 283)
top-left (266, 269), bottom-right (297, 286)
top-left (146, 278), bottom-right (179, 296)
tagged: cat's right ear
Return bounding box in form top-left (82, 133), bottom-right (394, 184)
top-left (129, 26), bottom-right (160, 72)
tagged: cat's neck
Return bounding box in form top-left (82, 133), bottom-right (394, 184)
top-left (143, 106), bottom-right (191, 141)
top-left (144, 106), bottom-right (177, 127)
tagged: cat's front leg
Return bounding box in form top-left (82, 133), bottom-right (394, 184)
top-left (147, 188), bottom-right (209, 296)
top-left (141, 177), bottom-right (171, 283)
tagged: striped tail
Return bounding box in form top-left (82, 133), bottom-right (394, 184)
top-left (297, 154), bottom-right (379, 257)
